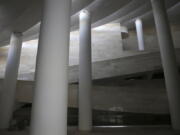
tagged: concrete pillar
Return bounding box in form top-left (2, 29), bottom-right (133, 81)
top-left (30, 0), bottom-right (71, 135)
top-left (79, 10), bottom-right (92, 131)
top-left (151, 0), bottom-right (180, 130)
top-left (0, 32), bottom-right (22, 129)
top-left (119, 23), bottom-right (124, 51)
top-left (135, 18), bottom-right (145, 51)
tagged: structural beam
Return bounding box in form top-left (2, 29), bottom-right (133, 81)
top-left (30, 0), bottom-right (71, 135)
top-left (135, 18), bottom-right (145, 51)
top-left (151, 0), bottom-right (180, 130)
top-left (79, 10), bottom-right (92, 131)
top-left (0, 32), bottom-right (22, 129)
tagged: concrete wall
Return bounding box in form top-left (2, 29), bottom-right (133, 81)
top-left (70, 23), bottom-right (123, 65)
top-left (123, 24), bottom-right (180, 51)
top-left (5, 49), bottom-right (179, 82)
top-left (0, 41), bottom-right (38, 80)
top-left (14, 79), bottom-right (169, 114)
top-left (0, 23), bottom-right (123, 80)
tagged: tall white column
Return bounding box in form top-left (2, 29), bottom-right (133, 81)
top-left (135, 18), bottom-right (145, 51)
top-left (0, 32), bottom-right (22, 129)
top-left (151, 0), bottom-right (180, 130)
top-left (79, 10), bottom-right (92, 131)
top-left (30, 0), bottom-right (71, 135)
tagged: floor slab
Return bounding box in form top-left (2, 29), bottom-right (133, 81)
top-left (0, 126), bottom-right (180, 135)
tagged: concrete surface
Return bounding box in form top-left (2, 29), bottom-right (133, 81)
top-left (0, 126), bottom-right (180, 135)
top-left (0, 24), bottom-right (180, 82)
top-left (123, 25), bottom-right (180, 51)
top-left (0, 79), bottom-right (169, 114)
top-left (2, 47), bottom-right (180, 83)
top-left (0, 0), bottom-right (179, 46)
top-left (0, 23), bottom-right (123, 80)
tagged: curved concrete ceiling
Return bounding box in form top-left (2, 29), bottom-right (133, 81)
top-left (0, 0), bottom-right (95, 45)
top-left (122, 0), bottom-right (180, 29)
top-left (0, 0), bottom-right (179, 46)
top-left (92, 0), bottom-right (146, 27)
top-left (71, 0), bottom-right (132, 30)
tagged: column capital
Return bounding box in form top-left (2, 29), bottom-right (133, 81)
top-left (79, 9), bottom-right (91, 20)
top-left (12, 32), bottom-right (23, 37)
top-left (135, 18), bottom-right (142, 24)
top-left (151, 0), bottom-right (164, 3)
